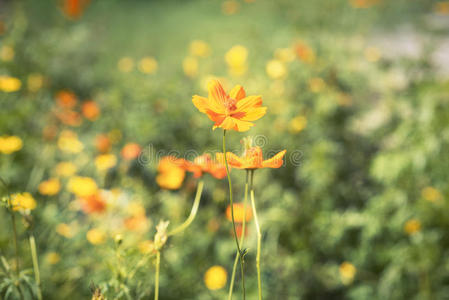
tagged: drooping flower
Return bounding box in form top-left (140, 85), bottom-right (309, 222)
top-left (204, 265), bottom-right (228, 290)
top-left (226, 137), bottom-right (286, 169)
top-left (38, 178), bottom-right (61, 196)
top-left (10, 192), bottom-right (36, 212)
top-left (183, 153), bottom-right (227, 179)
top-left (156, 156), bottom-right (186, 190)
top-left (0, 136), bottom-right (23, 154)
top-left (192, 80), bottom-right (267, 132)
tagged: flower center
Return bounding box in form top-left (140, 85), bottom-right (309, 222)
top-left (224, 97), bottom-right (237, 114)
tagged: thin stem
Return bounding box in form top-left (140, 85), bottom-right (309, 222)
top-left (228, 170), bottom-right (249, 300)
top-left (168, 180), bottom-right (204, 236)
top-left (222, 130), bottom-right (245, 300)
top-left (250, 170), bottom-right (262, 300)
top-left (29, 234), bottom-right (42, 300)
top-left (154, 251), bottom-right (160, 300)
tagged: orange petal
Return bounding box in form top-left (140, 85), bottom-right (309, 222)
top-left (236, 95), bottom-right (262, 111)
top-left (232, 118), bottom-right (254, 132)
top-left (192, 95), bottom-right (210, 113)
top-left (215, 116), bottom-right (236, 130)
top-left (226, 152), bottom-right (245, 168)
top-left (207, 80), bottom-right (227, 106)
top-left (229, 85), bottom-right (246, 101)
top-left (241, 107), bottom-right (267, 121)
top-left (261, 150), bottom-right (287, 168)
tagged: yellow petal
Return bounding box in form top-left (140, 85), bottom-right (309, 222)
top-left (262, 150), bottom-right (287, 168)
top-left (236, 95), bottom-right (262, 111)
top-left (229, 85), bottom-right (246, 100)
top-left (241, 107), bottom-right (267, 121)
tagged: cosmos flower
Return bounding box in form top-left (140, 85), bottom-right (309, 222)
top-left (156, 156), bottom-right (186, 190)
top-left (192, 80), bottom-right (266, 132)
top-left (183, 153), bottom-right (227, 179)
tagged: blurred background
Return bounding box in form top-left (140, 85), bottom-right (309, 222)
top-left (1, 0), bottom-right (449, 299)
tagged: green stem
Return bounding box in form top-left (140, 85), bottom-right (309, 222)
top-left (222, 130), bottom-right (245, 300)
top-left (168, 180), bottom-right (204, 236)
top-left (154, 251), bottom-right (160, 300)
top-left (228, 170), bottom-right (249, 300)
top-left (250, 170), bottom-right (262, 300)
top-left (29, 234), bottom-right (42, 300)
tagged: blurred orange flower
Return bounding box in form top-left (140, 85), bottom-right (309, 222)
top-left (192, 80), bottom-right (267, 132)
top-left (38, 178), bottom-right (61, 196)
top-left (226, 138), bottom-right (286, 169)
top-left (404, 219), bottom-right (421, 235)
top-left (156, 156), bottom-right (186, 190)
top-left (55, 109), bottom-right (83, 127)
top-left (226, 203), bottom-right (252, 223)
top-left (184, 153), bottom-right (227, 179)
top-left (61, 0), bottom-right (90, 19)
top-left (79, 193), bottom-right (107, 214)
top-left (95, 134), bottom-right (111, 153)
top-left (121, 143), bottom-right (141, 160)
top-left (295, 41), bottom-right (316, 64)
top-left (124, 215), bottom-right (149, 232)
top-left (56, 90), bottom-right (77, 109)
top-left (81, 100), bottom-right (100, 121)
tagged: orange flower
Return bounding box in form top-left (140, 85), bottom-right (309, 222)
top-left (61, 0), bottom-right (90, 19)
top-left (192, 80), bottom-right (267, 132)
top-left (121, 143), bottom-right (141, 160)
top-left (55, 90), bottom-right (77, 109)
top-left (79, 192), bottom-right (106, 214)
top-left (184, 153), bottom-right (227, 179)
top-left (82, 100), bottom-right (100, 121)
top-left (55, 109), bottom-right (83, 127)
top-left (124, 215), bottom-right (149, 232)
top-left (156, 156), bottom-right (186, 190)
top-left (95, 134), bottom-right (111, 153)
top-left (227, 146), bottom-right (286, 171)
top-left (226, 203), bottom-right (252, 223)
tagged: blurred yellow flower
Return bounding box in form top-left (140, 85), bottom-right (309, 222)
top-left (38, 178), bottom-right (61, 196)
top-left (68, 176), bottom-right (98, 197)
top-left (55, 161), bottom-right (77, 177)
top-left (421, 186), bottom-right (442, 203)
top-left (1, 45), bottom-right (14, 61)
top-left (308, 77), bottom-right (326, 93)
top-left (117, 57), bottom-right (134, 73)
top-left (156, 156), bottom-right (186, 190)
top-left (434, 2), bottom-right (449, 15)
top-left (222, 0), bottom-right (240, 15)
top-left (364, 47), bottom-right (381, 62)
top-left (58, 130), bottom-right (84, 153)
top-left (95, 154), bottom-right (117, 171)
top-left (266, 59), bottom-right (287, 80)
top-left (139, 240), bottom-right (155, 254)
top-left (225, 45), bottom-right (248, 76)
top-left (339, 262), bottom-right (356, 285)
top-left (86, 228), bottom-right (106, 245)
top-left (127, 201), bottom-right (146, 217)
top-left (189, 40), bottom-right (211, 57)
top-left (0, 76), bottom-right (21, 92)
top-left (138, 57), bottom-right (158, 74)
top-left (46, 252), bottom-right (61, 265)
top-left (275, 48), bottom-right (295, 63)
top-left (404, 219), bottom-right (421, 235)
top-left (204, 265), bottom-right (227, 290)
top-left (226, 203), bottom-right (252, 223)
top-left (27, 73), bottom-right (44, 92)
top-left (183, 56), bottom-right (199, 78)
top-left (56, 223), bottom-right (74, 238)
top-left (11, 193), bottom-right (36, 212)
top-left (289, 115), bottom-right (307, 133)
top-left (0, 136), bottom-right (23, 154)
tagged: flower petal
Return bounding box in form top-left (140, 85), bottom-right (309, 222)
top-left (261, 150), bottom-right (287, 168)
top-left (241, 107), bottom-right (267, 121)
top-left (236, 95), bottom-right (262, 111)
top-left (229, 85), bottom-right (246, 101)
top-left (208, 80), bottom-right (227, 106)
top-left (226, 152), bottom-right (245, 168)
top-left (232, 118), bottom-right (254, 132)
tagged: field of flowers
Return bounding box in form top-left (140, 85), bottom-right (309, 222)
top-left (1, 0), bottom-right (449, 299)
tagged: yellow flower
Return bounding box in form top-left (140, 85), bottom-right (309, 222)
top-left (57, 130), bottom-right (84, 153)
top-left (45, 252), bottom-right (61, 265)
top-left (339, 262), bottom-right (356, 285)
top-left (95, 154), bottom-right (117, 171)
top-left (56, 223), bottom-right (74, 238)
top-left (308, 77), bottom-right (325, 93)
top-left (183, 56), bottom-right (199, 78)
top-left (10, 193), bottom-right (36, 212)
top-left (138, 57), bottom-right (158, 74)
top-left (189, 40), bottom-right (211, 57)
top-left (0, 136), bottom-right (23, 154)
top-left (225, 45), bottom-right (248, 76)
top-left (1, 45), bottom-right (14, 61)
top-left (156, 156), bottom-right (186, 190)
top-left (86, 228), bottom-right (106, 245)
top-left (421, 186), bottom-right (442, 203)
top-left (55, 162), bottom-right (77, 177)
top-left (27, 73), bottom-right (44, 92)
top-left (274, 48), bottom-right (295, 63)
top-left (0, 76), bottom-right (21, 92)
top-left (127, 201), bottom-right (146, 217)
top-left (117, 57), bottom-right (134, 73)
top-left (204, 265), bottom-right (227, 290)
top-left (434, 1), bottom-right (449, 15)
top-left (404, 219), bottom-right (421, 235)
top-left (266, 59), bottom-right (287, 80)
top-left (364, 47), bottom-right (381, 62)
top-left (68, 176), bottom-right (98, 197)
top-left (289, 115), bottom-right (307, 133)
top-left (38, 178), bottom-right (61, 196)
